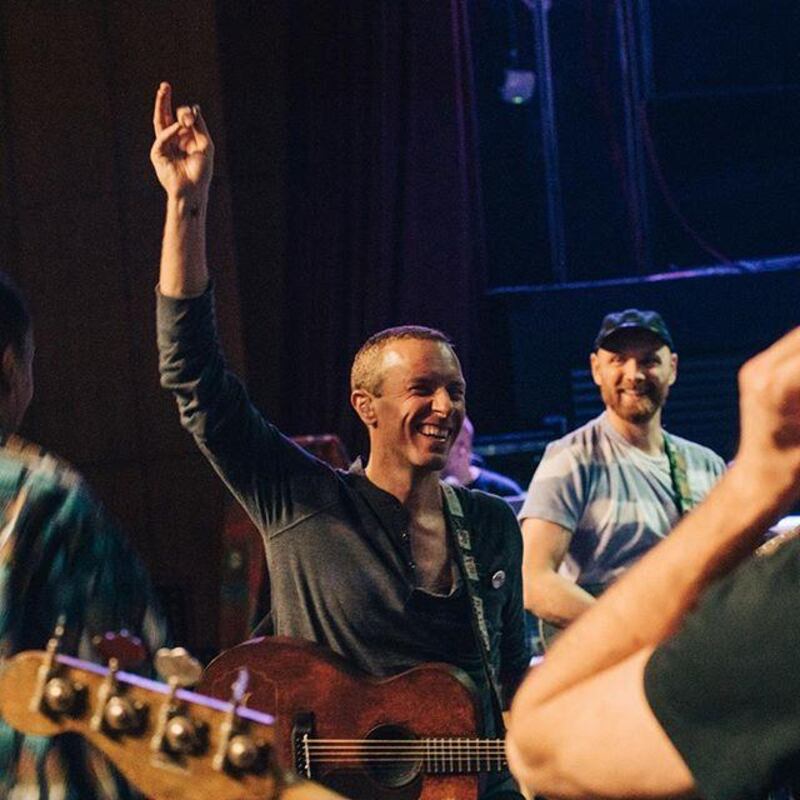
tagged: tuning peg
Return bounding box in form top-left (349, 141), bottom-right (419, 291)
top-left (52, 615), bottom-right (66, 643)
top-left (42, 676), bottom-right (81, 714)
top-left (42, 616), bottom-right (66, 667)
top-left (163, 714), bottom-right (203, 755)
top-left (231, 667), bottom-right (249, 703)
top-left (154, 647), bottom-right (203, 688)
top-left (225, 733), bottom-right (261, 771)
top-left (150, 647), bottom-right (206, 757)
top-left (92, 631), bottom-right (146, 670)
top-left (101, 695), bottom-right (145, 733)
top-left (31, 618), bottom-right (85, 717)
top-left (211, 667), bottom-right (266, 773)
top-left (90, 636), bottom-right (147, 734)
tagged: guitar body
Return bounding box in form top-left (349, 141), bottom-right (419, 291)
top-left (200, 637), bottom-right (486, 800)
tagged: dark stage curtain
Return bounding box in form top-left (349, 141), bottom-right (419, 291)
top-left (217, 1), bottom-right (487, 458)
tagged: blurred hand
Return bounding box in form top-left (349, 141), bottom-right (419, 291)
top-left (735, 327), bottom-right (800, 504)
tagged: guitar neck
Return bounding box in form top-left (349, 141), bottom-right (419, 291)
top-left (421, 737), bottom-right (507, 774)
top-left (307, 737), bottom-right (507, 775)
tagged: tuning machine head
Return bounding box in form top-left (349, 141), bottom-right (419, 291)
top-left (211, 667), bottom-right (269, 774)
top-left (163, 713), bottom-right (207, 755)
top-left (89, 631), bottom-right (149, 735)
top-left (101, 695), bottom-right (146, 733)
top-left (42, 675), bottom-right (85, 715)
top-left (225, 733), bottom-right (262, 771)
top-left (31, 618), bottom-right (86, 717)
top-left (150, 647), bottom-right (207, 758)
top-left (154, 647), bottom-right (203, 688)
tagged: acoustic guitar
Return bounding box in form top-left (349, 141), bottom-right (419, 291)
top-left (200, 636), bottom-right (508, 800)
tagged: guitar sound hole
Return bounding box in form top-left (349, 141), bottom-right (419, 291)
top-left (363, 724), bottom-right (421, 788)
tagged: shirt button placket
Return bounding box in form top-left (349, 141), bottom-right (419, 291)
top-left (401, 530), bottom-right (415, 572)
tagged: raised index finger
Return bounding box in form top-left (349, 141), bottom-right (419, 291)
top-left (152, 82), bottom-right (175, 136)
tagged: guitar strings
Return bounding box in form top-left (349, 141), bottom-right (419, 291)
top-left (303, 738), bottom-right (506, 765)
top-left (305, 741), bottom-right (506, 750)
top-left (304, 740), bottom-right (506, 745)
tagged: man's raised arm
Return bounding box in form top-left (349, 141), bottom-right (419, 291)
top-left (506, 327), bottom-right (800, 799)
top-left (150, 81), bottom-right (213, 298)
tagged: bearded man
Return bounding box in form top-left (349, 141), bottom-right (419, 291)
top-left (518, 309), bottom-right (725, 642)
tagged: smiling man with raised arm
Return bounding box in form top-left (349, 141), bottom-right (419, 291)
top-left (151, 82), bottom-right (530, 800)
top-left (507, 325), bottom-right (800, 800)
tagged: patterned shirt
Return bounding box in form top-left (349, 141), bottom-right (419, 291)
top-left (0, 435), bottom-right (169, 799)
top-left (519, 413), bottom-right (726, 586)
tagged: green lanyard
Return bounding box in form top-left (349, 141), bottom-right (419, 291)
top-left (663, 432), bottom-right (693, 516)
top-left (441, 482), bottom-right (507, 734)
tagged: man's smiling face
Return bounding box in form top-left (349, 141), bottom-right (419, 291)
top-left (591, 330), bottom-right (677, 425)
top-left (368, 338), bottom-right (466, 472)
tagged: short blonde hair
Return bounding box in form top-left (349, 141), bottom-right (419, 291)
top-left (351, 326), bottom-right (454, 395)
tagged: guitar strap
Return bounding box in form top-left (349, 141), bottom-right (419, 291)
top-left (440, 482), bottom-right (507, 736)
top-left (662, 432), bottom-right (693, 516)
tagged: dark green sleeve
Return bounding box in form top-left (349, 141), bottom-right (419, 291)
top-left (644, 540), bottom-right (800, 800)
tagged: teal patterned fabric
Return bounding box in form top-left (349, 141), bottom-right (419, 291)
top-left (0, 435), bottom-right (169, 799)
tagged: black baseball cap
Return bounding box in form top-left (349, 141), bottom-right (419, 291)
top-left (593, 308), bottom-right (674, 351)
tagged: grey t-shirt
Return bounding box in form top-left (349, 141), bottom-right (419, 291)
top-left (519, 413), bottom-right (726, 586)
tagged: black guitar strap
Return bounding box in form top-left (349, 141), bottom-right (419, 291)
top-left (440, 482), bottom-right (507, 736)
top-left (663, 432), bottom-right (693, 516)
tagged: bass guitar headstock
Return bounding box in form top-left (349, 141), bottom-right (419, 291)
top-left (0, 625), bottom-right (278, 800)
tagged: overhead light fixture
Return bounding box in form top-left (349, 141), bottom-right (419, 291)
top-left (500, 68), bottom-right (536, 105)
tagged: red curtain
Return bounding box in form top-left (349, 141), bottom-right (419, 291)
top-left (218, 1), bottom-right (487, 457)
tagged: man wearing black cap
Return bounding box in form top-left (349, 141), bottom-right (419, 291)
top-left (518, 309), bottom-right (725, 646)
top-left (506, 325), bottom-right (800, 800)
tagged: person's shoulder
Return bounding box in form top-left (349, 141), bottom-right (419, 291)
top-left (472, 467), bottom-right (523, 497)
top-left (545, 415), bottom-right (605, 453)
top-left (1, 436), bottom-right (88, 500)
top-left (535, 416), bottom-right (605, 475)
top-left (667, 432), bottom-right (726, 471)
top-left (455, 487), bottom-right (525, 562)
top-left (453, 482), bottom-right (520, 526)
